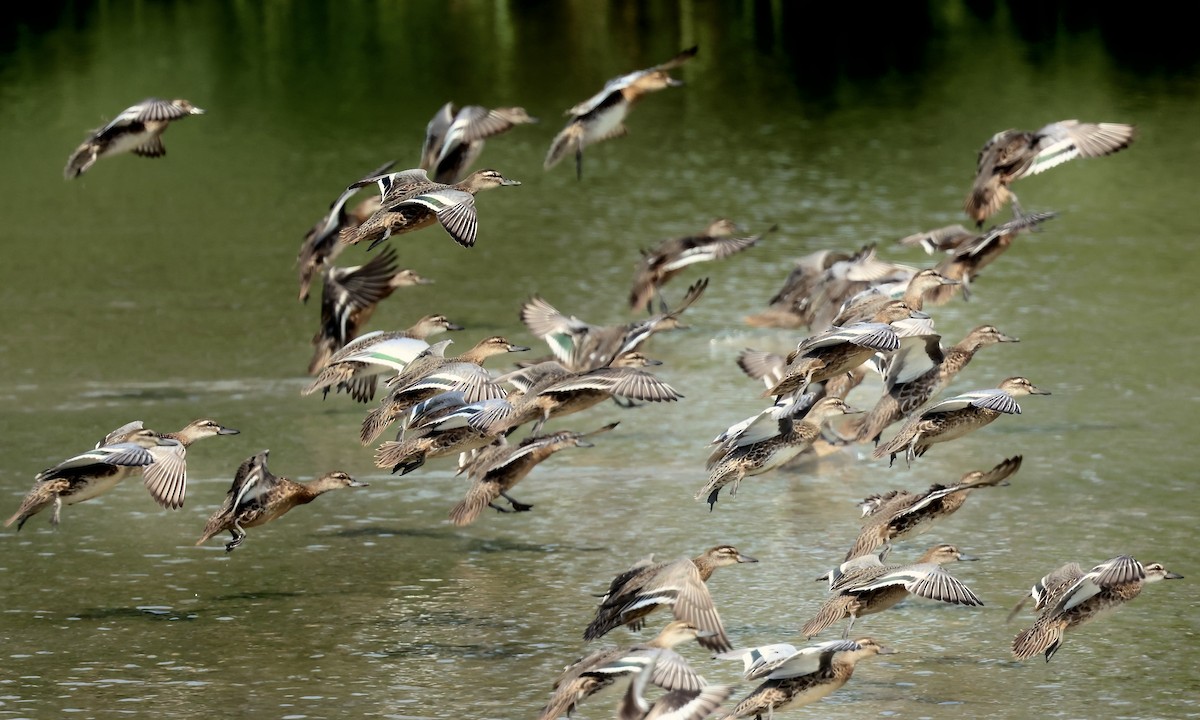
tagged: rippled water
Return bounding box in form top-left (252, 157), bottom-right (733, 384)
top-left (1, 2), bottom-right (1198, 719)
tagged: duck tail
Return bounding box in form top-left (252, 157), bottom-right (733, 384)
top-left (538, 679), bottom-right (590, 720)
top-left (743, 307), bottom-right (805, 329)
top-left (963, 455), bottom-right (1024, 489)
top-left (871, 429), bottom-right (908, 461)
top-left (1012, 618), bottom-right (1066, 662)
top-left (5, 488), bottom-right (54, 530)
top-left (195, 517), bottom-right (227, 546)
top-left (448, 482), bottom-right (499, 527)
top-left (307, 339), bottom-right (336, 377)
top-left (64, 142), bottom-right (99, 179)
top-left (544, 123), bottom-right (584, 171)
top-left (374, 439), bottom-right (426, 474)
top-left (338, 225), bottom-right (362, 246)
top-left (852, 406), bottom-right (892, 445)
top-left (829, 413), bottom-right (866, 444)
top-left (4, 506), bottom-right (33, 531)
top-left (843, 530), bottom-right (886, 562)
top-left (360, 403), bottom-right (398, 446)
top-left (964, 179), bottom-right (1008, 228)
top-left (799, 596), bottom-right (851, 639)
top-left (537, 696), bottom-right (572, 720)
top-left (693, 468), bottom-right (732, 510)
top-left (303, 364), bottom-right (350, 397)
top-left (582, 612), bottom-right (618, 642)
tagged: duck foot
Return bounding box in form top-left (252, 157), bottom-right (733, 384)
top-left (500, 491), bottom-right (533, 512)
top-left (225, 528), bottom-right (246, 553)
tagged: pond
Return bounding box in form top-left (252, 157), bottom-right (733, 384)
top-left (1, 2), bottom-right (1197, 718)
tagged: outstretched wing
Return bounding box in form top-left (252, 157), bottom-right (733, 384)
top-left (1057, 555), bottom-right (1144, 613)
top-left (142, 440), bottom-right (189, 509)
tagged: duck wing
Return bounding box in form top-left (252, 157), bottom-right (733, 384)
top-left (319, 247), bottom-right (403, 347)
top-left (339, 336), bottom-right (430, 373)
top-left (410, 367), bottom-right (508, 405)
top-left (353, 168), bottom-right (433, 206)
top-left (430, 193), bottom-right (480, 248)
top-left (142, 439), bottom-right (189, 509)
top-left (659, 229), bottom-right (768, 272)
top-left (96, 420), bottom-right (146, 448)
top-left (736, 349), bottom-right (786, 388)
top-left (541, 369), bottom-right (683, 403)
top-left (732, 639), bottom-right (857, 681)
top-left (637, 559), bottom-right (732, 652)
top-left (230, 452), bottom-right (280, 512)
top-left (520, 296), bottom-right (590, 338)
top-left (94, 99), bottom-right (186, 139)
top-left (1024, 120), bottom-right (1136, 177)
top-left (796, 323), bottom-right (899, 355)
top-left (846, 563), bottom-right (983, 605)
top-left (35, 443), bottom-right (155, 481)
top-left (921, 388), bottom-right (1019, 415)
top-left (897, 224), bottom-right (975, 254)
top-left (1032, 562), bottom-right (1087, 611)
top-left (388, 188), bottom-right (472, 247)
top-left (420, 102), bottom-right (456, 170)
top-left (1056, 555), bottom-right (1144, 613)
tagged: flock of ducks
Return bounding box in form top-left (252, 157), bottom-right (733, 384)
top-left (24, 45), bottom-right (1181, 719)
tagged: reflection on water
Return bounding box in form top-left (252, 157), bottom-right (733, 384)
top-left (1, 1), bottom-right (1198, 719)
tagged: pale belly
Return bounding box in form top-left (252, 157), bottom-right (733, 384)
top-left (583, 105), bottom-right (629, 145)
top-left (755, 445), bottom-right (806, 475)
top-left (102, 130), bottom-right (154, 158)
top-left (774, 675), bottom-right (845, 711)
top-left (64, 467), bottom-right (134, 505)
top-left (856, 586), bottom-right (911, 616)
top-left (925, 415), bottom-right (992, 445)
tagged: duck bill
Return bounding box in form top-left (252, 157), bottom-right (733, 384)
top-left (500, 178), bottom-right (522, 187)
top-left (693, 628), bottom-right (718, 639)
top-left (218, 427), bottom-right (241, 435)
top-left (445, 322), bottom-right (465, 331)
top-left (876, 646), bottom-right (898, 655)
top-left (997, 332), bottom-right (1020, 343)
top-left (349, 480), bottom-right (370, 488)
top-left (1029, 385), bottom-right (1052, 396)
top-left (736, 553), bottom-right (759, 564)
top-left (1165, 571), bottom-right (1184, 580)
top-left (956, 553), bottom-right (978, 562)
top-left (507, 345), bottom-right (531, 353)
top-left (908, 309), bottom-right (931, 319)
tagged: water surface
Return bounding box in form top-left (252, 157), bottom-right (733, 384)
top-left (1, 2), bottom-right (1198, 719)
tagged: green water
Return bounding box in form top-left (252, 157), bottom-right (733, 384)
top-left (1, 2), bottom-right (1197, 718)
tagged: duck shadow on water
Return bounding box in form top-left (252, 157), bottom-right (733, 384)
top-left (461, 537), bottom-right (609, 554)
top-left (71, 606), bottom-right (199, 622)
top-left (78, 386), bottom-right (194, 402)
top-left (335, 526), bottom-right (607, 555)
top-left (335, 526), bottom-right (454, 540)
top-left (208, 589), bottom-right (307, 603)
top-left (367, 640), bottom-right (530, 661)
